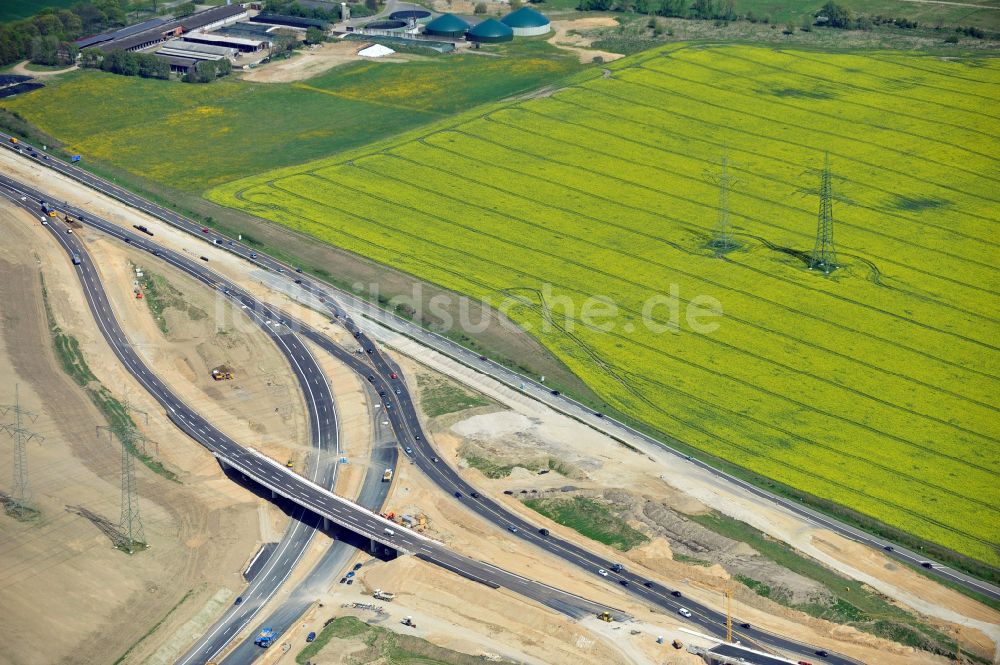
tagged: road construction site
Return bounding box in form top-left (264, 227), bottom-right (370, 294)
top-left (0, 143), bottom-right (997, 665)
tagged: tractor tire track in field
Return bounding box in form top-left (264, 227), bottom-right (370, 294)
top-left (632, 61), bottom-right (1000, 179)
top-left (429, 126), bottom-right (1000, 323)
top-left (509, 101), bottom-right (999, 248)
top-left (554, 85), bottom-right (1000, 230)
top-left (344, 152), bottom-right (1000, 417)
top-left (483, 107), bottom-right (1000, 284)
top-left (351, 139), bottom-right (1000, 385)
top-left (589, 76), bottom-right (1000, 206)
top-left (265, 172), bottom-right (1000, 473)
top-left (669, 49), bottom-right (1000, 135)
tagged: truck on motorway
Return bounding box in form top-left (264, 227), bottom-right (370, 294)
top-left (382, 468), bottom-right (393, 482)
top-left (40, 202), bottom-right (57, 217)
top-left (254, 627), bottom-right (277, 648)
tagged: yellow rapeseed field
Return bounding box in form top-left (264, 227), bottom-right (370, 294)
top-left (211, 44), bottom-right (1000, 565)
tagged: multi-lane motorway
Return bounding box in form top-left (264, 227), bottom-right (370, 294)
top-left (2, 132), bottom-right (993, 608)
top-left (0, 145), bottom-right (909, 662)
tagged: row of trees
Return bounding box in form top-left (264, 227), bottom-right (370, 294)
top-left (80, 47), bottom-right (233, 82)
top-left (0, 0), bottom-right (129, 67)
top-left (262, 0), bottom-right (380, 21)
top-left (575, 0), bottom-right (734, 19)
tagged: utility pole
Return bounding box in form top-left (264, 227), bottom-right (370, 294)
top-left (809, 152), bottom-right (839, 274)
top-left (97, 395), bottom-right (148, 554)
top-left (1, 385), bottom-right (44, 519)
top-left (705, 152), bottom-right (742, 256)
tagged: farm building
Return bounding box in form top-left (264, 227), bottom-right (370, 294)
top-left (500, 7), bottom-right (550, 36)
top-left (157, 39), bottom-right (236, 62)
top-left (75, 17), bottom-right (169, 49)
top-left (465, 18), bottom-right (513, 43)
top-left (183, 31), bottom-right (269, 52)
top-left (422, 13), bottom-right (470, 38)
top-left (89, 5), bottom-right (247, 53)
top-left (159, 54), bottom-right (198, 74)
top-left (174, 4), bottom-right (249, 33)
top-left (249, 13), bottom-right (330, 31)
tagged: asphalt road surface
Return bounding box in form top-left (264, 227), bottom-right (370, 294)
top-left (0, 177), bottom-right (629, 646)
top-left (0, 155), bottom-right (890, 662)
top-left (2, 133), bottom-right (991, 608)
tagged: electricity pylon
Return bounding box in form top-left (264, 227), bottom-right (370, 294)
top-left (1, 385), bottom-right (44, 519)
top-left (809, 152), bottom-right (839, 274)
top-left (97, 395), bottom-right (148, 553)
top-left (705, 152), bottom-right (742, 256)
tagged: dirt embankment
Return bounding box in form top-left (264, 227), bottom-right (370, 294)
top-left (548, 18), bottom-right (626, 64)
top-left (0, 205), bottom-right (262, 665)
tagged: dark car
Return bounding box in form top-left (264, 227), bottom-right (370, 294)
top-left (234, 596), bottom-right (243, 605)
top-left (123, 237), bottom-right (131, 243)
top-left (619, 579), bottom-right (629, 587)
top-left (539, 528), bottom-right (549, 536)
top-left (339, 577), bottom-right (347, 584)
top-left (815, 650), bottom-right (829, 658)
top-left (354, 331), bottom-right (362, 338)
top-left (470, 491), bottom-right (480, 499)
top-left (353, 563), bottom-right (363, 571)
top-left (642, 581), bottom-right (653, 588)
top-left (296, 267), bottom-right (303, 273)
top-left (671, 590), bottom-right (682, 598)
top-left (379, 391), bottom-right (387, 397)
top-left (478, 355), bottom-right (487, 360)
top-left (883, 545), bottom-right (894, 552)
top-left (346, 579), bottom-right (353, 585)
top-left (294, 278), bottom-right (302, 284)
top-left (550, 390), bottom-right (560, 396)
top-left (453, 491), bottom-right (461, 498)
top-left (739, 622), bottom-right (751, 629)
top-left (594, 412), bottom-right (604, 418)
top-left (367, 375), bottom-right (375, 382)
top-left (200, 256), bottom-right (209, 262)
top-left (921, 562), bottom-right (933, 569)
top-left (306, 631), bottom-right (316, 642)
top-left (503, 490), bottom-right (514, 495)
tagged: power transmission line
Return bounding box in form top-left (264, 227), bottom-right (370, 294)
top-left (97, 393), bottom-right (148, 554)
top-left (1, 385), bottom-right (44, 520)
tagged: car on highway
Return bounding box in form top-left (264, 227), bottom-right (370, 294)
top-left (538, 528), bottom-right (549, 536)
top-left (395, 389), bottom-right (401, 395)
top-left (815, 650), bottom-right (829, 658)
top-left (431, 456), bottom-right (439, 463)
top-left (390, 372), bottom-right (398, 379)
top-left (234, 596), bottom-right (243, 605)
top-left (294, 279), bottom-right (302, 284)
top-left (414, 435), bottom-right (421, 440)
top-left (677, 608), bottom-right (692, 618)
top-left (642, 581), bottom-right (653, 588)
top-left (507, 525), bottom-right (518, 533)
top-left (453, 491), bottom-right (461, 498)
top-left (597, 569), bottom-right (608, 577)
top-left (66, 228), bottom-right (72, 234)
top-left (671, 590), bottom-right (682, 598)
top-left (739, 621), bottom-right (751, 629)
top-left (250, 252), bottom-right (258, 259)
top-left (883, 545), bottom-right (894, 552)
top-left (478, 355), bottom-right (487, 360)
top-left (921, 562), bottom-right (933, 569)
top-left (550, 390), bottom-right (560, 395)
top-left (470, 491), bottom-right (480, 499)
top-left (201, 227), bottom-right (209, 233)
top-left (404, 446), bottom-right (412, 455)
top-left (619, 579), bottom-right (629, 587)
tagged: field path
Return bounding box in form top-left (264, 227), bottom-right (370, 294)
top-left (896, 0), bottom-right (999, 9)
top-left (9, 60), bottom-right (77, 77)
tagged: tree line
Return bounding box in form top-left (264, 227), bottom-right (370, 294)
top-left (0, 0), bottom-right (129, 67)
top-left (80, 47), bottom-right (232, 82)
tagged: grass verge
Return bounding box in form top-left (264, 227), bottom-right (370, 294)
top-left (40, 271), bottom-right (178, 482)
top-left (417, 374), bottom-right (491, 418)
top-left (688, 510), bottom-right (977, 659)
top-left (523, 495), bottom-right (648, 551)
top-left (297, 615), bottom-right (518, 665)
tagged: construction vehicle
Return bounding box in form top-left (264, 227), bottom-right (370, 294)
top-left (132, 224), bottom-right (154, 236)
top-left (382, 468), bottom-right (393, 482)
top-left (672, 639), bottom-right (683, 649)
top-left (401, 616), bottom-right (415, 628)
top-left (254, 627), bottom-right (277, 648)
top-left (286, 459), bottom-right (294, 468)
top-left (597, 611), bottom-right (612, 622)
top-left (373, 589), bottom-right (395, 601)
top-left (41, 202), bottom-right (57, 217)
top-left (211, 366), bottom-right (234, 381)
top-left (9, 136), bottom-right (18, 144)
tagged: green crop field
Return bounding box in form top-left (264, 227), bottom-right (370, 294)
top-left (0, 0), bottom-right (78, 22)
top-left (2, 45), bottom-right (581, 191)
top-left (212, 44), bottom-right (1000, 566)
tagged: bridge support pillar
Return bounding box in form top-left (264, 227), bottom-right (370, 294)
top-left (370, 538), bottom-right (378, 554)
top-left (270, 489), bottom-right (277, 500)
top-left (218, 458), bottom-right (231, 471)
top-left (322, 517), bottom-right (330, 531)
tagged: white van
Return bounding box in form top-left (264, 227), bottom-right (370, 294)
top-left (383, 527), bottom-right (395, 537)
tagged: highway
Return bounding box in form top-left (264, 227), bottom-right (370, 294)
top-left (216, 392), bottom-right (398, 664)
top-left (1, 170), bottom-right (861, 665)
top-left (0, 177), bottom-right (629, 640)
top-left (3, 132), bottom-right (992, 609)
